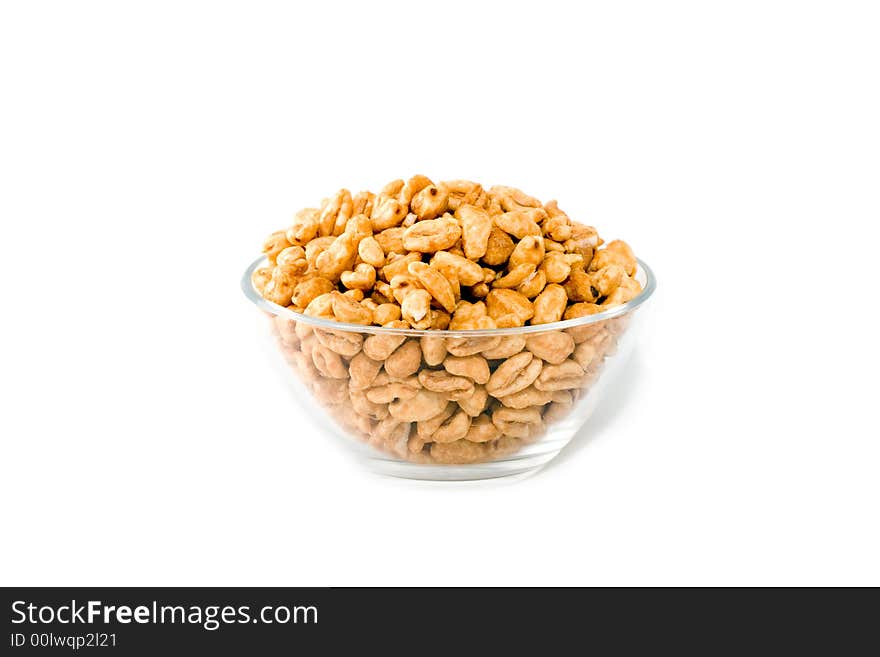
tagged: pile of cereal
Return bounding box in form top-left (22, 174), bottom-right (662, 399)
top-left (253, 176), bottom-right (641, 329)
top-left (254, 176), bottom-right (643, 464)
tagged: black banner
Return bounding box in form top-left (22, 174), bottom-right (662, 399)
top-left (1, 587), bottom-right (874, 653)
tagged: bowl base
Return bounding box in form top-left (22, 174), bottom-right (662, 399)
top-left (365, 446), bottom-right (563, 482)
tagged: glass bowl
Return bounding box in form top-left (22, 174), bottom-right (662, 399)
top-left (242, 256), bottom-right (656, 481)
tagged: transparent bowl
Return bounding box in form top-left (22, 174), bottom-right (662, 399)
top-left (242, 257), bottom-right (656, 481)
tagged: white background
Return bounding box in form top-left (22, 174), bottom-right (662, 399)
top-left (1, 1), bottom-right (878, 586)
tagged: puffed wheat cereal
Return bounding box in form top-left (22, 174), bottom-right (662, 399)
top-left (256, 176), bottom-right (645, 465)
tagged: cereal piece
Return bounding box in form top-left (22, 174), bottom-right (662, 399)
top-left (383, 255), bottom-right (423, 287)
top-left (276, 246), bottom-right (308, 276)
top-left (544, 238), bottom-right (565, 252)
top-left (410, 184), bottom-right (449, 220)
top-left (330, 291), bottom-right (373, 325)
top-left (344, 213), bottom-right (372, 240)
top-left (541, 201), bottom-right (572, 242)
top-left (350, 389), bottom-right (389, 420)
top-left (457, 204), bottom-right (493, 260)
top-left (388, 272), bottom-right (421, 305)
top-left (431, 409), bottom-right (472, 443)
top-left (349, 351), bottom-right (384, 389)
top-left (534, 359), bottom-right (584, 391)
top-left (425, 310), bottom-right (446, 331)
top-left (373, 227), bottom-right (406, 255)
top-left (385, 340), bottom-right (423, 379)
top-left (418, 369), bottom-right (474, 399)
top-left (490, 314), bottom-right (521, 329)
top-left (541, 251), bottom-right (578, 284)
top-left (470, 282), bottom-right (489, 298)
top-left (314, 328), bottom-right (364, 357)
top-left (443, 355), bottom-right (490, 385)
top-left (311, 345), bottom-right (349, 379)
top-left (591, 264), bottom-right (625, 297)
top-left (482, 226), bottom-right (516, 266)
top-left (401, 288), bottom-right (433, 329)
top-left (371, 417), bottom-right (411, 454)
top-left (399, 175), bottom-right (434, 207)
top-left (509, 235), bottom-right (545, 268)
top-left (488, 185), bottom-right (542, 211)
top-left (516, 269), bottom-right (547, 299)
top-left (525, 332), bottom-right (575, 364)
top-left (363, 329), bottom-right (408, 361)
top-left (262, 270), bottom-right (296, 306)
top-left (303, 292), bottom-right (335, 319)
top-left (291, 276), bottom-right (334, 308)
top-left (498, 386), bottom-right (555, 410)
top-left (251, 266), bottom-right (272, 294)
top-left (286, 208), bottom-right (321, 245)
top-left (358, 236), bottom-right (386, 267)
top-left (486, 289), bottom-right (534, 326)
top-left (572, 341), bottom-right (598, 369)
top-left (416, 402), bottom-right (456, 439)
top-left (388, 389), bottom-right (449, 422)
top-left (445, 335), bottom-right (501, 356)
top-left (563, 302), bottom-right (603, 321)
top-left (492, 406), bottom-right (542, 439)
top-left (492, 263), bottom-right (536, 289)
top-left (457, 384), bottom-right (489, 417)
top-left (431, 250), bottom-right (484, 286)
top-left (420, 335), bottom-right (448, 366)
top-left (351, 191), bottom-right (375, 217)
top-left (564, 226), bottom-right (600, 264)
top-left (448, 301), bottom-right (495, 330)
top-left (402, 216), bottom-right (462, 253)
top-left (366, 375), bottom-right (421, 404)
top-left (486, 351), bottom-right (543, 398)
top-left (370, 194), bottom-right (408, 231)
top-left (293, 319), bottom-right (313, 341)
top-left (481, 335), bottom-right (526, 359)
top-left (591, 239), bottom-right (637, 276)
top-left (407, 434), bottom-right (427, 453)
top-left (341, 263), bottom-right (377, 291)
top-left (563, 304), bottom-right (605, 343)
top-left (495, 210), bottom-right (543, 239)
top-left (408, 261), bottom-right (456, 313)
top-left (380, 179), bottom-right (404, 197)
top-left (603, 275), bottom-right (641, 306)
top-left (315, 232), bottom-right (359, 281)
top-left (443, 180), bottom-right (486, 212)
top-left (373, 303), bottom-right (401, 325)
top-left (430, 439), bottom-right (490, 464)
top-left (461, 414), bottom-right (500, 443)
top-left (262, 230), bottom-right (292, 265)
top-left (304, 236), bottom-right (335, 270)
top-left (531, 284), bottom-right (567, 324)
top-left (317, 189), bottom-right (353, 237)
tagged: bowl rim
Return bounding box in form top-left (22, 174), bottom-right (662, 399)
top-left (242, 255), bottom-right (656, 337)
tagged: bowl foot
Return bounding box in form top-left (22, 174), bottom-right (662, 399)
top-left (365, 445), bottom-right (564, 482)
